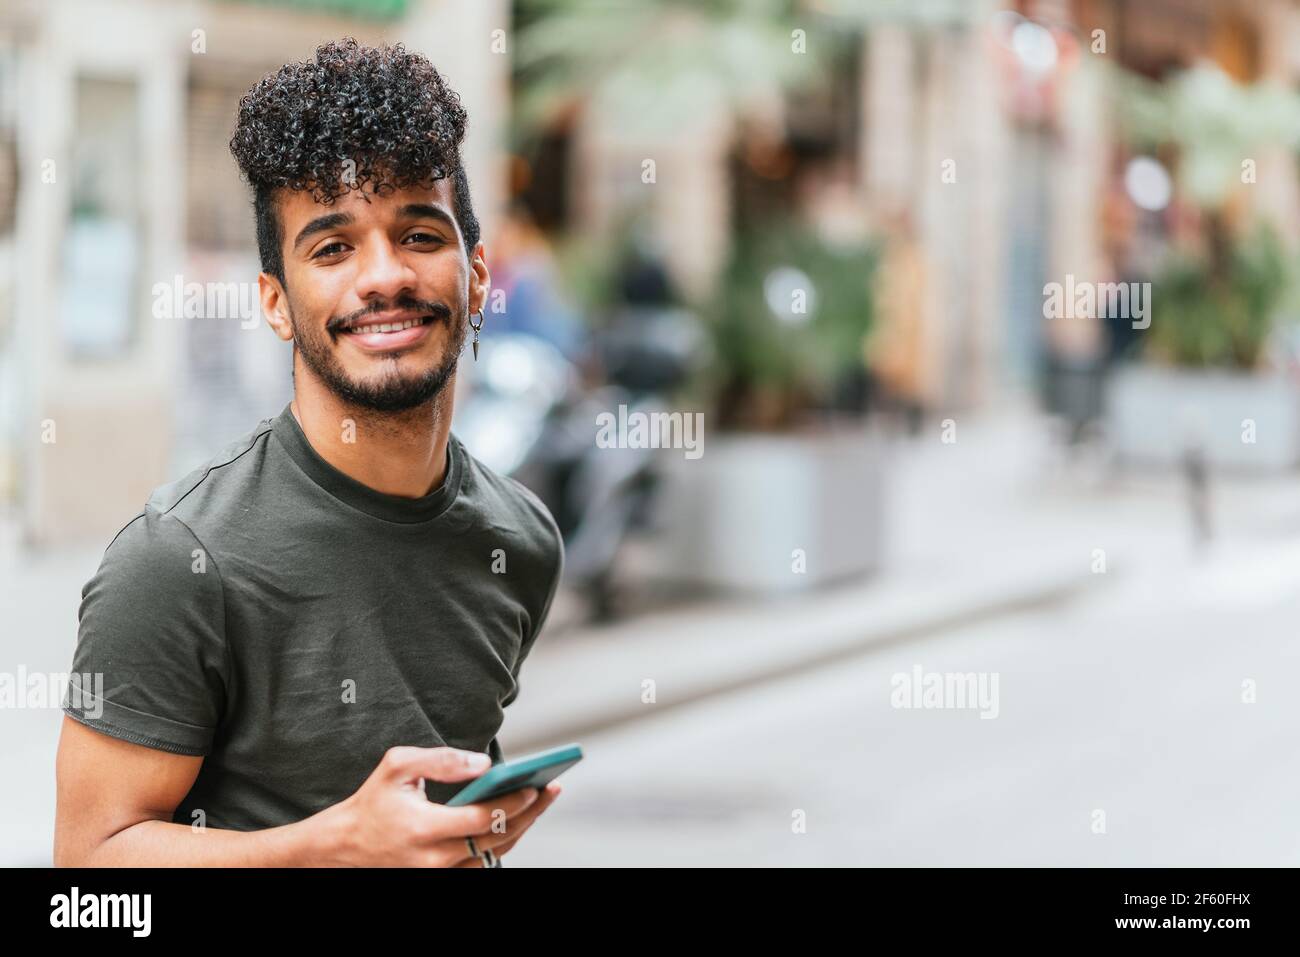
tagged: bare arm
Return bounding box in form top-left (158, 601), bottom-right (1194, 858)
top-left (53, 717), bottom-right (559, 867)
top-left (53, 717), bottom-right (333, 866)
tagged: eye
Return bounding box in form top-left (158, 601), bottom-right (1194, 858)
top-left (403, 231), bottom-right (445, 246)
top-left (312, 241), bottom-right (349, 260)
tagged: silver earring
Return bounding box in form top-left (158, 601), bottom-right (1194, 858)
top-left (470, 308), bottom-right (485, 361)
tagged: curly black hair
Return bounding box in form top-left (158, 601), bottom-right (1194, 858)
top-left (229, 38), bottom-right (479, 283)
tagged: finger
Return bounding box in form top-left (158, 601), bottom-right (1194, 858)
top-left (472, 817), bottom-right (534, 854)
top-left (513, 781), bottom-right (561, 821)
top-left (419, 845), bottom-right (482, 868)
top-left (423, 830), bottom-right (488, 867)
top-left (380, 746), bottom-right (491, 786)
top-left (508, 782), bottom-right (560, 823)
top-left (492, 834), bottom-right (523, 858)
top-left (498, 783), bottom-right (561, 852)
top-left (412, 786), bottom-right (541, 843)
top-left (485, 797), bottom-right (556, 859)
top-left (470, 786), bottom-right (560, 851)
top-left (439, 834), bottom-right (504, 868)
top-left (460, 786), bottom-right (542, 835)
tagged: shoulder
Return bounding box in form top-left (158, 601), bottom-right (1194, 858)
top-left (89, 505), bottom-right (224, 616)
top-left (143, 418), bottom-right (274, 527)
top-left (453, 434), bottom-right (564, 578)
top-left (451, 437), bottom-right (565, 642)
top-left (75, 484), bottom-right (234, 756)
top-left (103, 506), bottom-right (206, 568)
top-left (504, 474), bottom-right (563, 561)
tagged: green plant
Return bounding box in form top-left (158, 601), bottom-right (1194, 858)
top-left (1119, 65), bottom-right (1300, 209)
top-left (1147, 224), bottom-right (1290, 369)
top-left (699, 219), bottom-right (877, 431)
top-left (1118, 65), bottom-right (1300, 369)
top-left (511, 0), bottom-right (834, 149)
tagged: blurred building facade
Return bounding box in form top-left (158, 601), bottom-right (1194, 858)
top-left (565, 0), bottom-right (1300, 400)
top-left (0, 0), bottom-right (508, 544)
top-left (4, 0), bottom-right (1300, 543)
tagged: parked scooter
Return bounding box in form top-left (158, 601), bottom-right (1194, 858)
top-left (454, 305), bottom-right (705, 621)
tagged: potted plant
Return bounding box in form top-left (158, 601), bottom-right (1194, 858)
top-left (648, 218), bottom-right (885, 593)
top-left (1108, 66), bottom-right (1300, 470)
top-left (511, 0), bottom-right (884, 592)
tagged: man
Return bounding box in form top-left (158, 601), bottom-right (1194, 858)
top-left (53, 39), bottom-right (565, 867)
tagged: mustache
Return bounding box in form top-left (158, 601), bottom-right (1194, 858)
top-left (326, 297), bottom-right (453, 333)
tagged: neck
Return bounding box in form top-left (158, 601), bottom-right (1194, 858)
top-left (289, 373), bottom-right (455, 500)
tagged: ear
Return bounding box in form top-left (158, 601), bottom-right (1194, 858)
top-left (467, 241), bottom-right (490, 316)
top-left (259, 273), bottom-right (294, 342)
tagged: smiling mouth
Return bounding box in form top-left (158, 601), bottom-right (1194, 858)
top-left (338, 315), bottom-right (437, 335)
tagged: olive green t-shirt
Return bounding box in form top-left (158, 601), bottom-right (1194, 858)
top-left (63, 403), bottom-right (564, 829)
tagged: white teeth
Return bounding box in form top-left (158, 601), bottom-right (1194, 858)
top-left (348, 317), bottom-right (424, 334)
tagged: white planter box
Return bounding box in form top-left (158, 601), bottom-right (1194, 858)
top-left (1107, 364), bottom-right (1300, 471)
top-left (647, 426), bottom-right (884, 594)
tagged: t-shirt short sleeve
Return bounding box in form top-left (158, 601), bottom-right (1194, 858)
top-left (63, 508), bottom-right (229, 756)
top-left (500, 508), bottom-right (565, 712)
top-left (489, 528), bottom-right (563, 766)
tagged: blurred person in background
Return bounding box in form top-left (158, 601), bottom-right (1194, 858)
top-left (865, 208), bottom-right (938, 434)
top-left (53, 38), bottom-right (565, 868)
top-left (490, 199), bottom-right (588, 362)
top-left (1098, 156), bottom-right (1146, 367)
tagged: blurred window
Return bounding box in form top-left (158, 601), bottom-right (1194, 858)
top-left (175, 61), bottom-right (293, 475)
top-left (186, 66), bottom-right (264, 251)
top-left (60, 75), bottom-right (140, 360)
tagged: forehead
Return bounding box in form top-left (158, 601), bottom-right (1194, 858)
top-left (277, 176), bottom-right (459, 235)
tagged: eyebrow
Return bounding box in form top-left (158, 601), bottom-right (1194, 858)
top-left (396, 203), bottom-right (458, 234)
top-left (292, 211), bottom-right (354, 252)
top-left (291, 203), bottom-right (458, 253)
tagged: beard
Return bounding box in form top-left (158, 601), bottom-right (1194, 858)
top-left (289, 293), bottom-right (468, 413)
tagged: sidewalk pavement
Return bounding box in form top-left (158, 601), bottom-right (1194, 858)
top-left (498, 405), bottom-right (1300, 753)
top-left (498, 557), bottom-right (1087, 754)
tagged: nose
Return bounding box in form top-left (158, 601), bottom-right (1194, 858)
top-left (353, 232), bottom-right (418, 304)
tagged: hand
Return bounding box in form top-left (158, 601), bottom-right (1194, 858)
top-left (451, 779), bottom-right (562, 867)
top-left (318, 746), bottom-right (555, 867)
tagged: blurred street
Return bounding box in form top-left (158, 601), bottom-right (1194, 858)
top-left (509, 536), bottom-right (1300, 867)
top-left (494, 409), bottom-right (1300, 866)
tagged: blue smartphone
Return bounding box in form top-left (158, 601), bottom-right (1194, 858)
top-left (445, 743), bottom-right (583, 807)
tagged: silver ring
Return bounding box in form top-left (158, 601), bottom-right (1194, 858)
top-left (480, 848), bottom-right (500, 868)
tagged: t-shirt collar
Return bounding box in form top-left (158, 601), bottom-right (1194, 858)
top-left (270, 402), bottom-right (463, 524)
